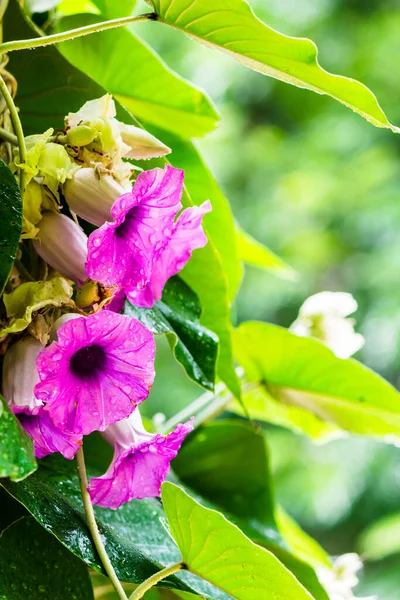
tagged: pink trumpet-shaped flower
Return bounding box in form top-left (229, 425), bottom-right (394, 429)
top-left (35, 311), bottom-right (155, 435)
top-left (18, 408), bottom-right (82, 459)
top-left (128, 201), bottom-right (211, 308)
top-left (88, 410), bottom-right (193, 509)
top-left (86, 165), bottom-right (184, 293)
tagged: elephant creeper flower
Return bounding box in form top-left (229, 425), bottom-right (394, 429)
top-left (88, 409), bottom-right (193, 509)
top-left (35, 312), bottom-right (156, 435)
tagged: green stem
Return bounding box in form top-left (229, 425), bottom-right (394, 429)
top-left (0, 125), bottom-right (17, 144)
top-left (0, 73), bottom-right (26, 193)
top-left (160, 382), bottom-right (226, 433)
top-left (0, 13), bottom-right (155, 54)
top-left (128, 562), bottom-right (185, 600)
top-left (76, 448), bottom-right (128, 600)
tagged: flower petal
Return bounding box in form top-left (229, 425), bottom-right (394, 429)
top-left (128, 200), bottom-right (211, 307)
top-left (88, 420), bottom-right (193, 509)
top-left (86, 165), bottom-right (184, 291)
top-left (18, 408), bottom-right (82, 459)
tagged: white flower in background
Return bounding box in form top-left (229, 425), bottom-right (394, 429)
top-left (317, 554), bottom-right (376, 600)
top-left (290, 291), bottom-right (364, 359)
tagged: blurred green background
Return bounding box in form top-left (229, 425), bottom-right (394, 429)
top-left (135, 0), bottom-right (400, 597)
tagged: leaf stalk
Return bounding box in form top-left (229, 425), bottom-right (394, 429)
top-left (128, 562), bottom-right (185, 600)
top-left (0, 13), bottom-right (155, 54)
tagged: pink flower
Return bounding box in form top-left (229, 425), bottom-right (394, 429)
top-left (128, 201), bottom-right (211, 308)
top-left (17, 408), bottom-right (82, 459)
top-left (88, 410), bottom-right (193, 509)
top-left (35, 311), bottom-right (155, 435)
top-left (85, 165), bottom-right (184, 293)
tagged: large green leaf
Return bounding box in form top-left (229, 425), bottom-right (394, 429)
top-left (148, 0), bottom-right (397, 132)
top-left (0, 516), bottom-right (94, 600)
top-left (162, 482), bottom-right (315, 600)
top-left (235, 322), bottom-right (400, 439)
top-left (232, 383), bottom-right (340, 442)
top-left (144, 131), bottom-right (242, 300)
top-left (4, 0), bottom-right (112, 134)
top-left (172, 420), bottom-right (329, 600)
top-left (125, 276), bottom-right (218, 391)
top-left (54, 13), bottom-right (219, 138)
top-left (1, 452), bottom-right (231, 599)
top-left (0, 395), bottom-right (36, 482)
top-left (173, 420), bottom-right (278, 534)
top-left (236, 227), bottom-right (297, 281)
top-left (0, 157), bottom-right (22, 296)
top-left (180, 186), bottom-right (240, 399)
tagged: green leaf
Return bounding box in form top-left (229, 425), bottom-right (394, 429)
top-left (162, 482), bottom-right (315, 600)
top-left (1, 453), bottom-right (231, 599)
top-left (149, 0), bottom-right (398, 132)
top-left (91, 0), bottom-right (136, 18)
top-left (143, 131), bottom-right (242, 300)
top-left (0, 395), bottom-right (36, 482)
top-left (4, 0), bottom-right (113, 135)
top-left (358, 512), bottom-right (400, 561)
top-left (124, 276), bottom-right (218, 390)
top-left (235, 321), bottom-right (400, 439)
top-left (54, 13), bottom-right (219, 138)
top-left (134, 140), bottom-right (242, 398)
top-left (0, 516), bottom-right (94, 599)
top-left (180, 187), bottom-right (240, 399)
top-left (0, 157), bottom-right (22, 296)
top-left (236, 227), bottom-right (297, 281)
top-left (173, 420), bottom-right (278, 534)
top-left (232, 383), bottom-right (339, 441)
top-left (275, 507), bottom-right (331, 569)
top-left (172, 420), bottom-right (329, 600)
top-left (1, 277), bottom-right (73, 335)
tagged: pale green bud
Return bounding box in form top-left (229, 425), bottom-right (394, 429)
top-left (118, 122), bottom-right (171, 160)
top-left (66, 125), bottom-right (97, 147)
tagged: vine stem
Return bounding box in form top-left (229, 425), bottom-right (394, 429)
top-left (128, 562), bottom-right (185, 600)
top-left (0, 72), bottom-right (26, 193)
top-left (0, 124), bottom-right (17, 144)
top-left (76, 447), bottom-right (129, 600)
top-left (0, 13), bottom-right (155, 54)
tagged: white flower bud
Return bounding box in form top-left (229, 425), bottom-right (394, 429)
top-left (33, 212), bottom-right (88, 284)
top-left (2, 337), bottom-right (43, 414)
top-left (290, 292), bottom-right (364, 359)
top-left (63, 167), bottom-right (129, 226)
top-left (49, 313), bottom-right (82, 342)
top-left (118, 123), bottom-right (171, 160)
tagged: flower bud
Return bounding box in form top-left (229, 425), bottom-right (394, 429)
top-left (2, 337), bottom-right (43, 414)
top-left (33, 212), bottom-right (88, 284)
top-left (118, 122), bottom-right (171, 160)
top-left (66, 125), bottom-right (97, 147)
top-left (64, 167), bottom-right (129, 226)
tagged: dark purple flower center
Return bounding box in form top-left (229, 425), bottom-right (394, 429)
top-left (69, 344), bottom-right (106, 378)
top-left (115, 211), bottom-right (137, 239)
